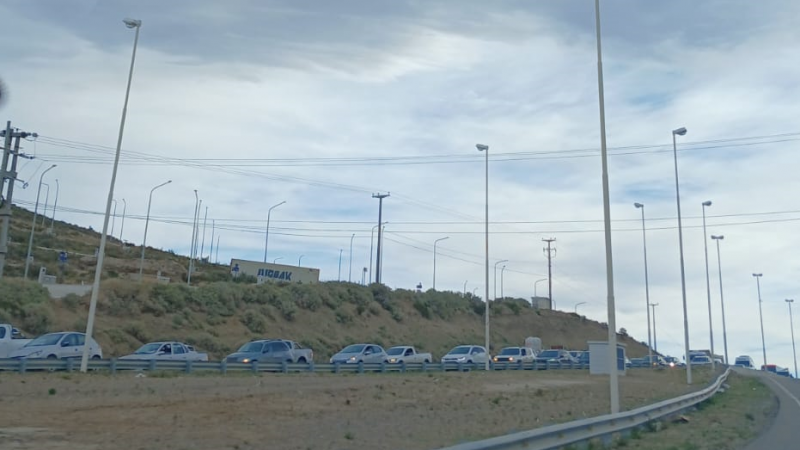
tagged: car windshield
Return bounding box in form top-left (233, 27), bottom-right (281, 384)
top-left (500, 348), bottom-right (521, 356)
top-left (134, 343), bottom-right (163, 354)
top-left (238, 342), bottom-right (265, 353)
top-left (26, 333), bottom-right (65, 347)
top-left (340, 344), bottom-right (365, 353)
top-left (539, 350), bottom-right (560, 358)
top-left (386, 347), bottom-right (406, 356)
top-left (448, 346), bottom-right (471, 355)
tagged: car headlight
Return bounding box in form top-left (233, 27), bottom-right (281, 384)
top-left (349, 356), bottom-right (356, 362)
top-left (29, 351), bottom-right (42, 358)
top-left (389, 358), bottom-right (397, 363)
top-left (242, 358), bottom-right (250, 364)
top-left (457, 356), bottom-right (466, 361)
top-left (509, 357), bottom-right (515, 362)
top-left (493, 357), bottom-right (498, 362)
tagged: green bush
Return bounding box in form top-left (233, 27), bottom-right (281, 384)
top-left (0, 279), bottom-right (50, 316)
top-left (61, 293), bottom-right (82, 311)
top-left (20, 303), bottom-right (54, 335)
top-left (335, 309), bottom-right (353, 324)
top-left (186, 332), bottom-right (229, 356)
top-left (413, 299), bottom-right (432, 319)
top-left (241, 309), bottom-right (267, 334)
top-left (123, 322), bottom-right (149, 343)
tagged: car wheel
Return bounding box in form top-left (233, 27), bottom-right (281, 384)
top-left (91, 355), bottom-right (101, 360)
top-left (297, 357), bottom-right (307, 364)
top-left (47, 354), bottom-right (58, 359)
top-left (424, 359), bottom-right (430, 364)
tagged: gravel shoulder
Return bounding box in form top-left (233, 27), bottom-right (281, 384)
top-left (0, 367), bottom-right (717, 450)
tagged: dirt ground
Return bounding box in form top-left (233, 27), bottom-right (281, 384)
top-left (0, 368), bottom-right (717, 450)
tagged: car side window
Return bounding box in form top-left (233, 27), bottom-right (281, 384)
top-left (405, 348), bottom-right (413, 356)
top-left (75, 334), bottom-right (85, 346)
top-left (269, 342), bottom-right (287, 352)
top-left (174, 344), bottom-right (186, 354)
top-left (375, 346), bottom-right (384, 354)
top-left (160, 344), bottom-right (172, 354)
top-left (470, 347), bottom-right (479, 355)
top-left (0, 327), bottom-right (5, 339)
top-left (62, 334), bottom-right (76, 347)
top-left (364, 346), bottom-right (373, 354)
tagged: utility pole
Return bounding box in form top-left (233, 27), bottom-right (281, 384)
top-left (543, 238), bottom-right (557, 309)
top-left (650, 303), bottom-right (659, 352)
top-left (209, 219), bottom-right (215, 262)
top-left (372, 192), bottom-right (389, 284)
top-left (119, 198), bottom-right (126, 244)
top-left (215, 235), bottom-right (220, 264)
top-left (200, 206), bottom-right (208, 262)
top-left (0, 124), bottom-right (37, 278)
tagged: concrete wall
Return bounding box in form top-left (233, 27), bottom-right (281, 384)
top-left (230, 258), bottom-right (320, 284)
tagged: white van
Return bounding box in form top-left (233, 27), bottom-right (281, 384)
top-left (734, 355), bottom-right (755, 369)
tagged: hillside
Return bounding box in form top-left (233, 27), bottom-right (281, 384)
top-left (0, 278), bottom-right (650, 360)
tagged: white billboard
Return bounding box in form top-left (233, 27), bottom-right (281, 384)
top-left (229, 258), bottom-right (321, 284)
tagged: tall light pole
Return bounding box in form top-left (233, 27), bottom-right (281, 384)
top-left (273, 257), bottom-right (283, 264)
top-left (264, 200), bottom-right (286, 263)
top-left (433, 236), bottom-right (449, 290)
top-left (711, 235), bottom-right (728, 364)
top-left (473, 287), bottom-right (478, 296)
top-left (81, 18), bottom-right (141, 373)
top-left (700, 200), bottom-right (715, 370)
top-left (493, 259), bottom-right (508, 301)
top-left (753, 273), bottom-right (767, 368)
top-left (200, 205), bottom-right (208, 260)
top-left (298, 255), bottom-right (304, 267)
top-left (338, 249), bottom-right (343, 281)
top-left (215, 235), bottom-right (220, 264)
top-left (671, 126), bottom-right (692, 385)
top-left (650, 303), bottom-right (659, 352)
top-left (110, 199), bottom-right (117, 238)
top-left (40, 183), bottom-right (50, 227)
top-left (348, 233), bottom-right (355, 283)
top-left (477, 143), bottom-right (490, 370)
top-left (594, 0), bottom-right (620, 411)
top-left (188, 191), bottom-right (199, 285)
top-left (24, 164), bottom-right (56, 278)
top-left (534, 278), bottom-right (547, 297)
top-left (139, 180), bottom-right (171, 278)
top-left (50, 178), bottom-right (60, 229)
top-left (785, 299), bottom-right (798, 379)
top-left (369, 223), bottom-right (380, 283)
top-left (372, 193), bottom-right (390, 284)
top-left (500, 265), bottom-right (507, 299)
top-left (463, 280), bottom-right (468, 297)
top-left (119, 198), bottom-right (127, 243)
top-left (634, 203), bottom-right (653, 366)
top-left (574, 302), bottom-right (587, 314)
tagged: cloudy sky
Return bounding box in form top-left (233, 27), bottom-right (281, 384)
top-left (3, 0), bottom-right (800, 372)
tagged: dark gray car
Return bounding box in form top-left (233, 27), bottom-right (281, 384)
top-left (226, 339), bottom-right (312, 364)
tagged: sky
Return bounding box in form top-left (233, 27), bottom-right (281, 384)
top-left (2, 0), bottom-right (800, 373)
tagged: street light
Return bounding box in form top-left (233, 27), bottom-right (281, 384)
top-left (477, 143), bottom-right (490, 370)
top-left (188, 190), bottom-right (199, 285)
top-left (700, 200), bottom-right (715, 370)
top-left (23, 164), bottom-right (56, 278)
top-left (368, 222), bottom-right (388, 283)
top-left (338, 249), bottom-right (343, 281)
top-left (574, 302), bottom-right (587, 314)
top-left (671, 125), bottom-right (692, 385)
top-left (273, 257), bottom-right (283, 264)
top-left (634, 202), bottom-right (653, 367)
top-left (472, 287), bottom-right (479, 296)
top-left (594, 0), bottom-right (620, 412)
top-left (119, 198), bottom-right (127, 243)
top-left (50, 178), bottom-right (60, 230)
top-left (349, 233), bottom-right (355, 283)
top-left (111, 199), bottom-right (117, 238)
top-left (711, 235), bottom-right (728, 364)
top-left (139, 180), bottom-right (172, 279)
top-left (753, 273), bottom-right (767, 368)
top-left (264, 200), bottom-right (286, 263)
top-left (298, 255), bottom-right (305, 267)
top-left (433, 236), bottom-right (449, 290)
top-left (493, 259), bottom-right (508, 301)
top-left (650, 303), bottom-right (659, 352)
top-left (534, 278), bottom-right (547, 297)
top-left (82, 18), bottom-right (141, 373)
top-left (500, 265), bottom-right (507, 299)
top-left (40, 182), bottom-right (49, 227)
top-left (786, 299), bottom-right (798, 379)
top-left (463, 280), bottom-right (468, 297)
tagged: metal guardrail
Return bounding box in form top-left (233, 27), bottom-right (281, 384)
top-left (0, 358), bottom-right (595, 374)
top-left (437, 367), bottom-right (732, 450)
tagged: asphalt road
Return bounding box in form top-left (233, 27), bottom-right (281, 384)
top-left (738, 368), bottom-right (800, 449)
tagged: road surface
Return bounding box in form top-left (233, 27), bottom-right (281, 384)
top-left (739, 368), bottom-right (800, 449)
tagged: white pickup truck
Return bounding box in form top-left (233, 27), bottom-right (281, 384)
top-left (0, 324), bottom-right (32, 358)
top-left (386, 346), bottom-right (432, 364)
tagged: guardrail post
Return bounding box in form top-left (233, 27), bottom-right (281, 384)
top-left (19, 358), bottom-right (26, 374)
top-left (421, 361), bottom-right (428, 372)
top-left (110, 358), bottom-right (117, 374)
top-left (149, 359), bottom-right (156, 372)
top-left (380, 361), bottom-right (387, 373)
top-left (458, 362), bottom-right (464, 372)
top-left (220, 360), bottom-right (227, 375)
top-left (281, 361), bottom-right (289, 374)
top-left (357, 361), bottom-right (364, 374)
top-left (66, 358), bottom-right (74, 372)
top-left (400, 361), bottom-right (406, 373)
top-left (440, 362), bottom-right (446, 372)
top-left (518, 360), bottom-right (523, 371)
top-left (185, 360), bottom-right (193, 374)
top-left (308, 362), bottom-right (315, 373)
top-left (251, 361), bottom-right (259, 374)
top-left (333, 362), bottom-right (340, 374)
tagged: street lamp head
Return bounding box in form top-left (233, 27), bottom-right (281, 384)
top-left (786, 299), bottom-right (794, 303)
top-left (672, 127), bottom-right (687, 136)
top-left (634, 202), bottom-right (643, 208)
top-left (476, 144), bottom-right (488, 152)
top-left (711, 235), bottom-right (724, 240)
top-left (123, 18), bottom-right (142, 29)
top-left (702, 200), bottom-right (712, 207)
top-left (752, 273), bottom-right (762, 277)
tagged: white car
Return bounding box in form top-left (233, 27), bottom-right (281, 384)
top-left (386, 346), bottom-right (432, 364)
top-left (119, 341), bottom-right (209, 361)
top-left (441, 345), bottom-right (489, 365)
top-left (0, 324), bottom-right (32, 358)
top-left (690, 355), bottom-right (712, 366)
top-left (9, 332), bottom-right (102, 360)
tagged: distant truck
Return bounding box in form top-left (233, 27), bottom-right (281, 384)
top-left (0, 324), bottom-right (31, 358)
top-left (225, 339), bottom-right (313, 364)
top-left (385, 346), bottom-right (432, 364)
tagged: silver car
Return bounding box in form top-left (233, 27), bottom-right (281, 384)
top-left (9, 332), bottom-right (102, 360)
top-left (441, 345), bottom-right (489, 365)
top-left (119, 341), bottom-right (208, 361)
top-left (330, 344), bottom-right (388, 364)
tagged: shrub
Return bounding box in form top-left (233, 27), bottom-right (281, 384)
top-left (21, 303), bottom-right (54, 335)
top-left (413, 299), bottom-right (432, 319)
top-left (0, 279), bottom-right (50, 316)
top-left (61, 293), bottom-right (82, 311)
top-left (186, 332), bottom-right (228, 356)
top-left (241, 309), bottom-right (267, 334)
top-left (123, 322), bottom-right (149, 343)
top-left (335, 309), bottom-right (353, 324)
